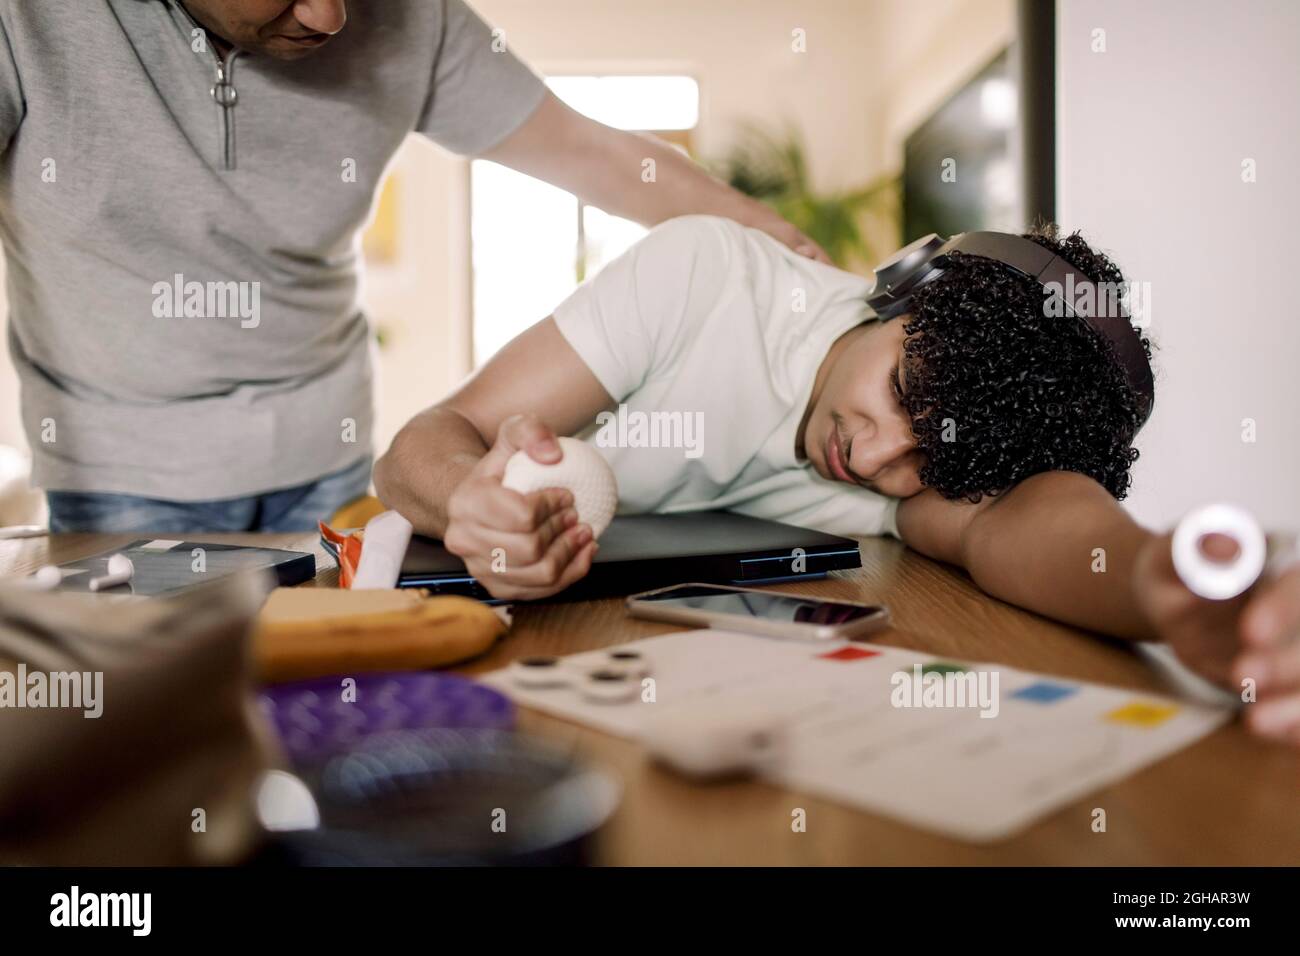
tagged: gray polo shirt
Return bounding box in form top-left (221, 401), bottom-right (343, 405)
top-left (0, 0), bottom-right (544, 499)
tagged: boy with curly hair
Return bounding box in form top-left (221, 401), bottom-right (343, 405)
top-left (376, 215), bottom-right (1300, 748)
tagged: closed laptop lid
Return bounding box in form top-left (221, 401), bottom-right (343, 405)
top-left (399, 511), bottom-right (859, 576)
top-left (317, 512), bottom-right (862, 602)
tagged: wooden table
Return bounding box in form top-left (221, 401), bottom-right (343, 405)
top-left (4, 532), bottom-right (1297, 865)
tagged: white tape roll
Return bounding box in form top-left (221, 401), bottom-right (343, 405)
top-left (1171, 503), bottom-right (1267, 600)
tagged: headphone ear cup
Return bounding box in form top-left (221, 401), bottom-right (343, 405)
top-left (866, 293), bottom-right (911, 321)
top-left (867, 233), bottom-right (948, 319)
top-left (868, 263), bottom-right (947, 320)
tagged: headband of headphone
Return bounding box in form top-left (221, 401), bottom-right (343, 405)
top-left (866, 231), bottom-right (1154, 425)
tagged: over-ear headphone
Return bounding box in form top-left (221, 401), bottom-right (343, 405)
top-left (866, 232), bottom-right (1154, 425)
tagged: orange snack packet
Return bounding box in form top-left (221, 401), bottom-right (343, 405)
top-left (318, 520), bottom-right (365, 589)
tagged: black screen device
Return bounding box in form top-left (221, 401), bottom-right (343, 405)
top-left (320, 512), bottom-right (862, 603)
top-left (44, 540), bottom-right (315, 596)
top-left (626, 582), bottom-right (890, 641)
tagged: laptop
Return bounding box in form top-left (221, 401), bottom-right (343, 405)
top-left (323, 512), bottom-right (862, 603)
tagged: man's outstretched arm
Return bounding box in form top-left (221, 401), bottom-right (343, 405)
top-left (481, 91), bottom-right (830, 263)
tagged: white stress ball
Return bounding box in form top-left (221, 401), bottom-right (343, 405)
top-left (501, 437), bottom-right (618, 539)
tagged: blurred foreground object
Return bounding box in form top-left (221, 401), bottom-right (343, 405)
top-left (254, 674), bottom-right (617, 864)
top-left (264, 728), bottom-right (621, 866)
top-left (0, 574), bottom-right (273, 865)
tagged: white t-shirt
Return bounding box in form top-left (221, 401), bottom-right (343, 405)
top-left (553, 215), bottom-right (899, 539)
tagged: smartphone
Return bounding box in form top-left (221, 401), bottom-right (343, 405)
top-left (626, 583), bottom-right (890, 642)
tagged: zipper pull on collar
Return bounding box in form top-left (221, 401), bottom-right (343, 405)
top-left (209, 50), bottom-right (240, 170)
top-left (211, 51), bottom-right (239, 108)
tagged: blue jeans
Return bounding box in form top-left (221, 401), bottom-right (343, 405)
top-left (46, 457), bottom-right (373, 534)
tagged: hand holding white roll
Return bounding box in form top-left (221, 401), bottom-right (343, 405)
top-left (501, 436), bottom-right (618, 539)
top-left (1172, 503), bottom-right (1299, 600)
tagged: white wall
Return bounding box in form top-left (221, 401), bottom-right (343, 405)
top-left (1058, 0), bottom-right (1300, 531)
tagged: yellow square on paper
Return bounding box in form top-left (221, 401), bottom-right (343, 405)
top-left (1106, 701), bottom-right (1180, 728)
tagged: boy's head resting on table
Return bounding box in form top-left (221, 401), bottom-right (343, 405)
top-left (800, 225), bottom-right (1149, 504)
top-left (375, 213), bottom-right (1154, 595)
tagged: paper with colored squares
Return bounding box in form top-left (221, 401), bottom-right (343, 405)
top-left (483, 629), bottom-right (1231, 842)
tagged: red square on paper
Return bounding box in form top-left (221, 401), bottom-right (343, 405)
top-left (817, 647), bottom-right (881, 662)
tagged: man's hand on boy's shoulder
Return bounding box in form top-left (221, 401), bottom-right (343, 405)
top-left (443, 414), bottom-right (598, 601)
top-left (1134, 530), bottom-right (1300, 747)
top-left (746, 209), bottom-right (832, 265)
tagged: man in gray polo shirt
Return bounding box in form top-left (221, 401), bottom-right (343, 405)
top-left (0, 0), bottom-right (822, 532)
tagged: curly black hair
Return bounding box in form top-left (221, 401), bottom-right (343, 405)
top-left (898, 225), bottom-right (1152, 502)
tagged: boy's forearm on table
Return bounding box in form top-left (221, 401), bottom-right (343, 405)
top-left (958, 472), bottom-right (1158, 642)
top-left (373, 407), bottom-right (485, 537)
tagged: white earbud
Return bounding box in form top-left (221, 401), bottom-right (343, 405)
top-left (18, 565), bottom-right (62, 590)
top-left (89, 553), bottom-right (135, 592)
top-left (1171, 504), bottom-right (1276, 600)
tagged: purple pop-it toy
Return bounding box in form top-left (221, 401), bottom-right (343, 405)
top-left (259, 671), bottom-right (515, 766)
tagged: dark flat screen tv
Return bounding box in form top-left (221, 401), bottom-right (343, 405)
top-left (902, 49), bottom-right (1021, 242)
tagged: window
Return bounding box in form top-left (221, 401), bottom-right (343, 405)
top-left (470, 75), bottom-right (699, 365)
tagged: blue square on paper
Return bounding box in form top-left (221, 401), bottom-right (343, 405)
top-left (1011, 681), bottom-right (1078, 704)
